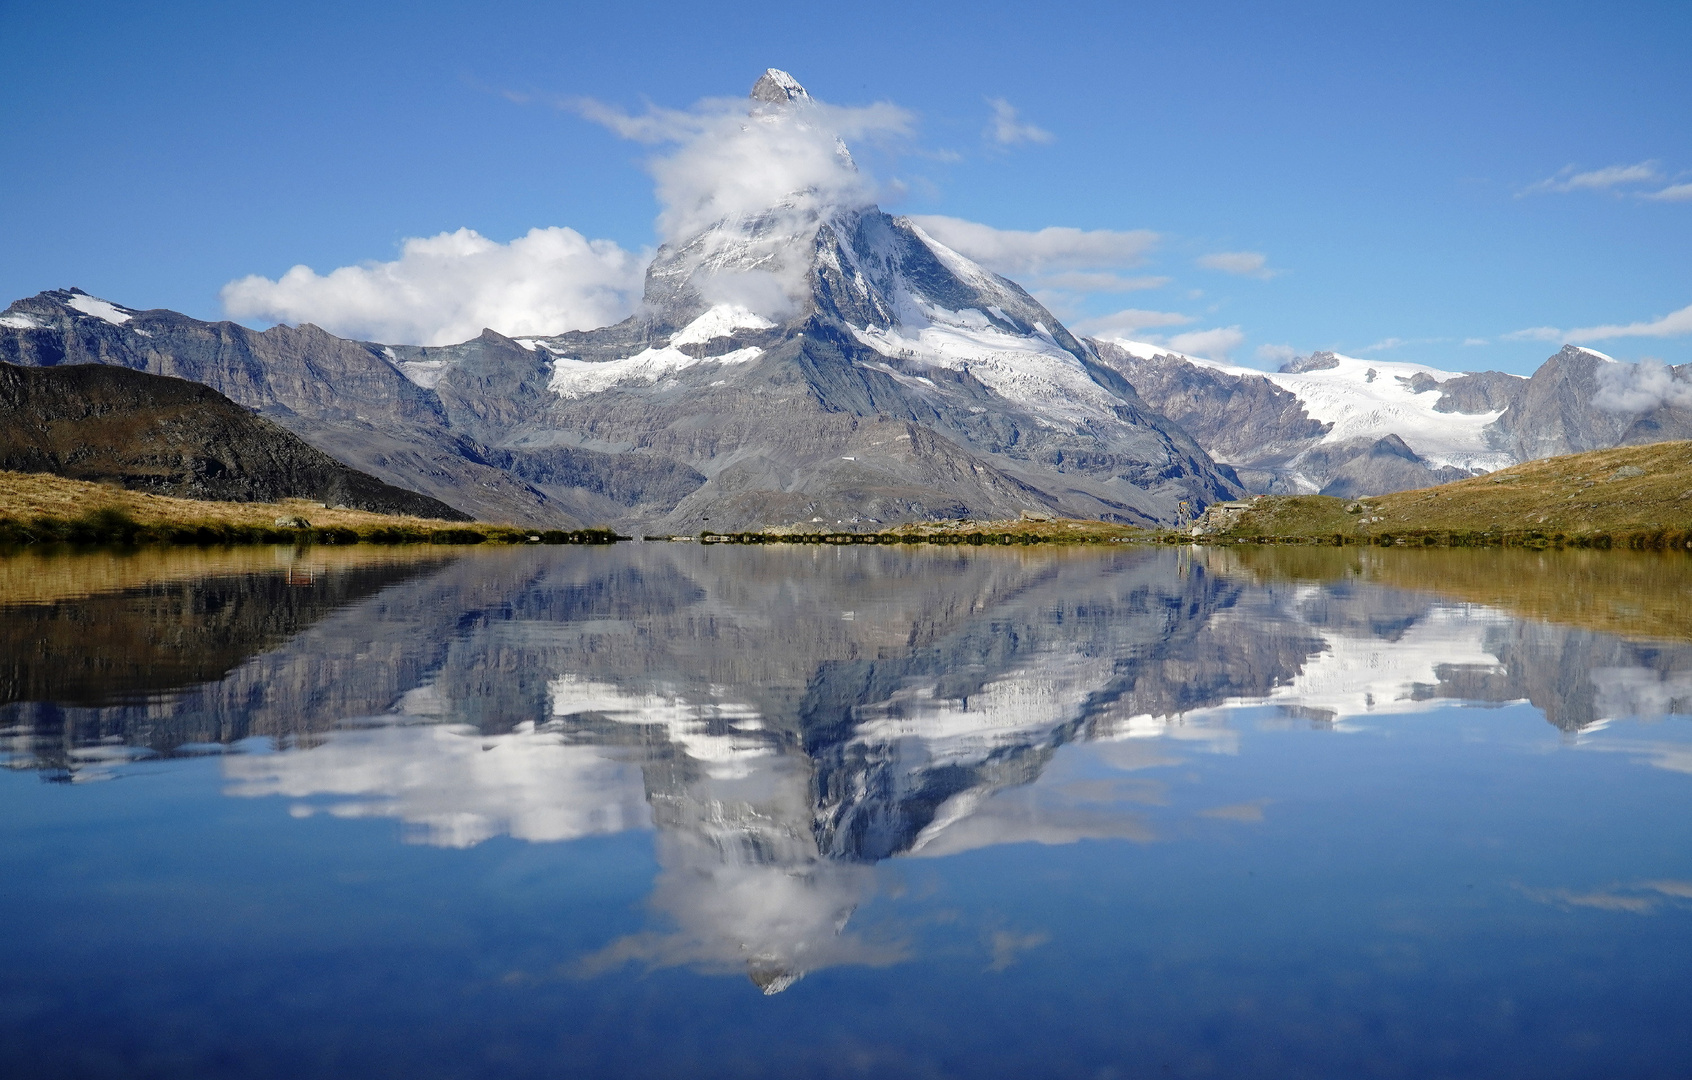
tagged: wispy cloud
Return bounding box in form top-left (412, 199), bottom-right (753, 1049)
top-left (1361, 337), bottom-right (1406, 353)
top-left (1645, 182), bottom-right (1692, 202)
top-left (1166, 327), bottom-right (1246, 362)
top-left (1071, 308), bottom-right (1194, 339)
top-left (1568, 302), bottom-right (1692, 340)
top-left (1508, 303), bottom-right (1692, 346)
top-left (1502, 326), bottom-right (1565, 342)
top-left (1255, 343), bottom-right (1298, 365)
top-left (1462, 337), bottom-right (1489, 347)
top-left (907, 216), bottom-right (1158, 276)
top-left (1520, 879), bottom-right (1692, 914)
top-left (1521, 160), bottom-right (1663, 195)
top-left (985, 98), bottom-right (1054, 146)
top-left (1035, 271), bottom-right (1170, 293)
top-left (1195, 251), bottom-right (1279, 279)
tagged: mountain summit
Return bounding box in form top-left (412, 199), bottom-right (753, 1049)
top-left (749, 68), bottom-right (811, 105)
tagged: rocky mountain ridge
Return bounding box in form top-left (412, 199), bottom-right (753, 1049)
top-left (0, 360), bottom-right (468, 518)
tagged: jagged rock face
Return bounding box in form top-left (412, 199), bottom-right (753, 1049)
top-left (1488, 345), bottom-right (1692, 460)
top-left (0, 74), bottom-right (1242, 530)
top-left (0, 361), bottom-right (469, 518)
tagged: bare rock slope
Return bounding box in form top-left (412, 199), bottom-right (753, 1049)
top-left (0, 360), bottom-right (469, 519)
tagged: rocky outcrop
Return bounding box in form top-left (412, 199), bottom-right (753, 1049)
top-left (0, 360), bottom-right (469, 518)
top-left (1298, 434), bottom-right (1472, 499)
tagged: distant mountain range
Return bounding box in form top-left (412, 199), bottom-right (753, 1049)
top-left (2, 71), bottom-right (1688, 526)
top-left (1097, 340), bottom-right (1692, 498)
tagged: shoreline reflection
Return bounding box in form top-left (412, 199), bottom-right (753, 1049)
top-left (6, 544), bottom-right (1692, 990)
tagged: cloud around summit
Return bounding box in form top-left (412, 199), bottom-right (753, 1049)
top-left (568, 86), bottom-right (913, 245)
top-left (222, 73), bottom-right (915, 343)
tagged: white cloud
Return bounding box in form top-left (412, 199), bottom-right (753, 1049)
top-left (1523, 161), bottom-right (1662, 194)
top-left (1502, 326), bottom-right (1565, 342)
top-left (571, 88), bottom-right (913, 245)
top-left (222, 73), bottom-right (915, 344)
top-left (1647, 183), bottom-right (1692, 202)
top-left (1568, 302), bottom-right (1692, 340)
top-left (1594, 358), bottom-right (1692, 413)
top-left (1166, 326), bottom-right (1245, 362)
top-left (1195, 251), bottom-right (1278, 279)
top-left (1502, 303), bottom-right (1692, 349)
top-left (1255, 343), bottom-right (1298, 365)
top-left (223, 722), bottom-right (650, 849)
top-left (1071, 308), bottom-right (1194, 339)
top-left (1461, 337), bottom-right (1489, 347)
top-left (906, 215), bottom-right (1158, 276)
top-left (1362, 337), bottom-right (1406, 353)
top-left (221, 227), bottom-right (647, 346)
top-left (985, 98), bottom-right (1054, 146)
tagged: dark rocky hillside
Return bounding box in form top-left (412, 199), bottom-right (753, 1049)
top-left (0, 361), bottom-right (470, 519)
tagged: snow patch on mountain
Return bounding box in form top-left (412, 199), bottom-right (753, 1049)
top-left (64, 293), bottom-right (133, 325)
top-left (392, 358), bottom-right (452, 389)
top-left (840, 223), bottom-right (1128, 430)
top-left (548, 345), bottom-right (764, 399)
top-left (853, 302), bottom-right (1119, 429)
top-left (670, 303), bottom-right (775, 345)
top-left (0, 312), bottom-right (45, 330)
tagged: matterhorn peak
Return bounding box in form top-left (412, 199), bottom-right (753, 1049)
top-left (750, 68), bottom-right (810, 105)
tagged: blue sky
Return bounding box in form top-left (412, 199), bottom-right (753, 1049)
top-left (2, 0), bottom-right (1687, 373)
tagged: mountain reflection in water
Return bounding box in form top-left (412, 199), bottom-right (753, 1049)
top-left (5, 543), bottom-right (1692, 995)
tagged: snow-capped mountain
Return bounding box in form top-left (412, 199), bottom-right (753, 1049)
top-left (1092, 339), bottom-right (1692, 496)
top-left (0, 71), bottom-right (1240, 528)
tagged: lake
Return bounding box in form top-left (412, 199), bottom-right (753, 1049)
top-left (3, 542), bottom-right (1692, 1079)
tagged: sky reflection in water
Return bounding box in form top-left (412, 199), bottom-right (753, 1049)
top-left (3, 543), bottom-right (1692, 1079)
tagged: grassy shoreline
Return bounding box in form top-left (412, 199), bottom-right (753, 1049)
top-left (9, 438), bottom-right (1692, 552)
top-left (0, 469), bottom-right (619, 547)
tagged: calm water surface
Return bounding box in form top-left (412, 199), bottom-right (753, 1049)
top-left (4, 542), bottom-right (1692, 1079)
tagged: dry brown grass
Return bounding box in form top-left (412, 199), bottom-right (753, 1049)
top-left (1181, 441), bottom-right (1692, 544)
top-left (1368, 440), bottom-right (1692, 533)
top-left (0, 468), bottom-right (485, 531)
